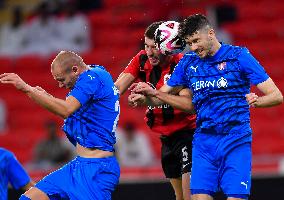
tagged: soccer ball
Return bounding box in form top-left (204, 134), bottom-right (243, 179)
top-left (154, 21), bottom-right (186, 55)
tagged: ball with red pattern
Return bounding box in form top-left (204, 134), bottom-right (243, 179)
top-left (154, 21), bottom-right (186, 55)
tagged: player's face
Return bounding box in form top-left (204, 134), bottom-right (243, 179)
top-left (52, 66), bottom-right (77, 89)
top-left (184, 29), bottom-right (214, 58)
top-left (144, 37), bottom-right (166, 66)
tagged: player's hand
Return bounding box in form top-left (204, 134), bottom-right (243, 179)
top-left (128, 82), bottom-right (139, 92)
top-left (0, 73), bottom-right (31, 93)
top-left (35, 86), bottom-right (52, 97)
top-left (130, 82), bottom-right (157, 97)
top-left (246, 93), bottom-right (259, 107)
top-left (128, 93), bottom-right (146, 107)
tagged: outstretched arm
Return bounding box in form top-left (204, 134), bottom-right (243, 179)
top-left (246, 78), bottom-right (283, 107)
top-left (150, 84), bottom-right (194, 113)
top-left (129, 82), bottom-right (194, 113)
top-left (0, 73), bottom-right (80, 118)
top-left (115, 72), bottom-right (136, 95)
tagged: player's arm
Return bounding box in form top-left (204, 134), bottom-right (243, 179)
top-left (0, 73), bottom-right (80, 118)
top-left (21, 181), bottom-right (35, 191)
top-left (27, 87), bottom-right (80, 119)
top-left (148, 84), bottom-right (194, 113)
top-left (130, 82), bottom-right (194, 113)
top-left (115, 72), bottom-right (136, 95)
top-left (115, 51), bottom-right (142, 95)
top-left (246, 78), bottom-right (283, 107)
top-left (6, 151), bottom-right (34, 191)
top-left (239, 48), bottom-right (283, 108)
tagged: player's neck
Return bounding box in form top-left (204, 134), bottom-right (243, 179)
top-left (209, 40), bottom-right (221, 57)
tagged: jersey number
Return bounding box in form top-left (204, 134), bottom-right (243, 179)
top-left (112, 100), bottom-right (120, 132)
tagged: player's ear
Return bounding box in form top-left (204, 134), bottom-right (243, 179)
top-left (208, 29), bottom-right (215, 39)
top-left (72, 66), bottom-right (78, 74)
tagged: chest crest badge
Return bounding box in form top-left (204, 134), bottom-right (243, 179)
top-left (217, 77), bottom-right (228, 88)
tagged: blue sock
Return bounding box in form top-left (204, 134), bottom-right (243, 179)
top-left (19, 195), bottom-right (31, 200)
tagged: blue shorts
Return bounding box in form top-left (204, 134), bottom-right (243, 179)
top-left (35, 156), bottom-right (120, 200)
top-left (190, 132), bottom-right (252, 199)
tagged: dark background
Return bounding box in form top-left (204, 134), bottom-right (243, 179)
top-left (9, 177), bottom-right (284, 200)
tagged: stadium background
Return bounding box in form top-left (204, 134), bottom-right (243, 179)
top-left (0, 0), bottom-right (283, 199)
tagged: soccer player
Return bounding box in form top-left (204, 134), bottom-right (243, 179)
top-left (0, 51), bottom-right (120, 200)
top-left (115, 21), bottom-right (196, 200)
top-left (130, 14), bottom-right (283, 200)
top-left (0, 148), bottom-right (34, 199)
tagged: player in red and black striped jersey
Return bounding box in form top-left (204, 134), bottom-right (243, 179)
top-left (115, 21), bottom-right (196, 200)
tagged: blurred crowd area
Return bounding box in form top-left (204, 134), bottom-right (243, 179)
top-left (0, 0), bottom-right (283, 181)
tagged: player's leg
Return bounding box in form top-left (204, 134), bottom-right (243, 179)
top-left (20, 187), bottom-right (49, 200)
top-left (179, 130), bottom-right (194, 200)
top-left (220, 142), bottom-right (251, 200)
top-left (94, 156), bottom-right (120, 199)
top-left (169, 178), bottom-right (183, 200)
top-left (162, 130), bottom-right (193, 200)
top-left (31, 160), bottom-right (74, 200)
top-left (179, 144), bottom-right (191, 200)
top-left (33, 156), bottom-right (119, 199)
top-left (182, 172), bottom-right (190, 200)
top-left (160, 136), bottom-right (184, 200)
top-left (190, 133), bottom-right (219, 200)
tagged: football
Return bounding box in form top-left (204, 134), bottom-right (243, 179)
top-left (154, 21), bottom-right (186, 55)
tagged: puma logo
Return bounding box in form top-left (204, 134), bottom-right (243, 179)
top-left (190, 66), bottom-right (198, 72)
top-left (241, 181), bottom-right (248, 189)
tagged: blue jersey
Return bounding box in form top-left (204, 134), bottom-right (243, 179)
top-left (63, 65), bottom-right (120, 152)
top-left (0, 148), bottom-right (31, 200)
top-left (167, 44), bottom-right (269, 135)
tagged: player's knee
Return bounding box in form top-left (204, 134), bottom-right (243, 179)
top-left (20, 186), bottom-right (50, 200)
top-left (191, 193), bottom-right (213, 200)
top-left (175, 196), bottom-right (184, 200)
top-left (19, 195), bottom-right (31, 200)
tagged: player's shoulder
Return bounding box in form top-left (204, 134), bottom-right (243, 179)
top-left (179, 51), bottom-right (199, 64)
top-left (128, 50), bottom-right (148, 64)
top-left (183, 51), bottom-right (199, 58)
top-left (227, 44), bottom-right (257, 65)
top-left (172, 53), bottom-right (184, 62)
top-left (138, 50), bottom-right (147, 56)
top-left (90, 64), bottom-right (107, 71)
top-left (223, 43), bottom-right (249, 57)
top-left (0, 148), bottom-right (14, 159)
top-left (87, 65), bottom-right (109, 76)
top-left (212, 43), bottom-right (248, 63)
top-left (137, 50), bottom-right (148, 61)
top-left (77, 66), bottom-right (109, 84)
top-left (0, 147), bottom-right (10, 154)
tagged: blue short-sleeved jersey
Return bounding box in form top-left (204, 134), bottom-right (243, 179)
top-left (62, 65), bottom-right (120, 152)
top-left (0, 148), bottom-right (31, 199)
top-left (167, 44), bottom-right (269, 134)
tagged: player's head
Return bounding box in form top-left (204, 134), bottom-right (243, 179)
top-left (144, 21), bottom-right (169, 66)
top-left (51, 51), bottom-right (87, 89)
top-left (179, 14), bottom-right (220, 58)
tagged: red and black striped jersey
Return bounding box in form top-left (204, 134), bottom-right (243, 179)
top-left (123, 50), bottom-right (196, 136)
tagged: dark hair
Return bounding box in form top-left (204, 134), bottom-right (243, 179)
top-left (144, 21), bottom-right (164, 39)
top-left (178, 14), bottom-right (212, 39)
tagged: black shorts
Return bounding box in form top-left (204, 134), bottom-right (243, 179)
top-left (160, 129), bottom-right (194, 178)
